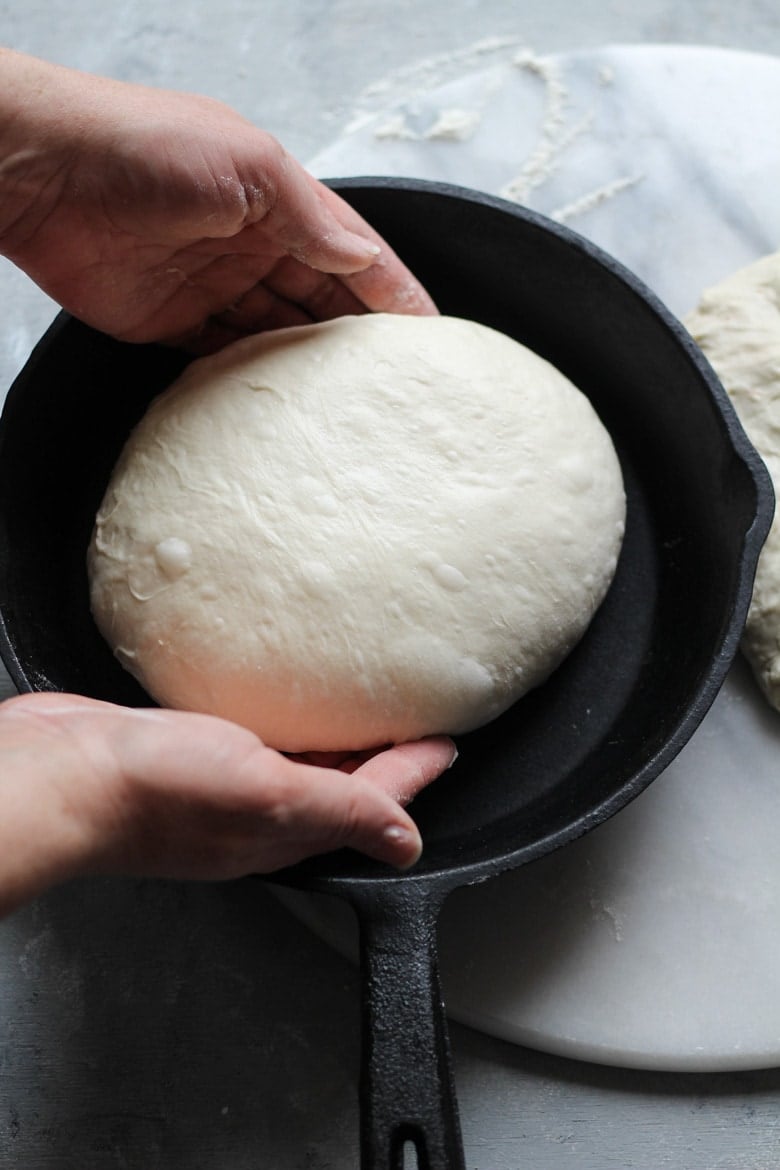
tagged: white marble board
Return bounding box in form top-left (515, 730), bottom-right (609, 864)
top-left (277, 44), bottom-right (780, 1072)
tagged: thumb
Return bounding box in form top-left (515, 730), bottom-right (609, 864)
top-left (256, 154), bottom-right (383, 274)
top-left (276, 756), bottom-right (425, 869)
top-left (244, 143), bottom-right (437, 312)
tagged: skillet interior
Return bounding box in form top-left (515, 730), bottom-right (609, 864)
top-left (0, 179), bottom-right (770, 887)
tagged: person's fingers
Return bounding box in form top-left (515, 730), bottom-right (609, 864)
top-left (49, 698), bottom-right (432, 871)
top-left (174, 271), bottom-right (363, 354)
top-left (5, 692), bottom-right (121, 717)
top-left (352, 737), bottom-right (458, 803)
top-left (176, 286), bottom-right (314, 354)
top-left (338, 257), bottom-right (439, 316)
top-left (4, 695), bottom-right (454, 875)
top-left (255, 154), bottom-right (384, 274)
top-left (255, 156), bottom-right (437, 315)
top-left (256, 255), bottom-right (368, 321)
top-left (311, 181), bottom-right (439, 316)
top-left (286, 749), bottom-right (359, 769)
top-left (288, 737), bottom-right (457, 790)
top-left (265, 753), bottom-right (427, 869)
top-left (209, 260), bottom-right (366, 335)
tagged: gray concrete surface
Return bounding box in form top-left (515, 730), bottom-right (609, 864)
top-left (2, 3), bottom-right (780, 1168)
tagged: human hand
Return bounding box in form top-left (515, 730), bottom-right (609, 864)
top-left (0, 692), bottom-right (455, 916)
top-left (0, 50), bottom-right (436, 352)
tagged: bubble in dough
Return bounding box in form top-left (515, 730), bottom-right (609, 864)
top-left (686, 252), bottom-right (780, 712)
top-left (88, 313), bottom-right (626, 751)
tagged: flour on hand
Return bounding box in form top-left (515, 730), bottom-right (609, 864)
top-left (88, 314), bottom-right (625, 752)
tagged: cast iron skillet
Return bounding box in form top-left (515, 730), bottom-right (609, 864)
top-left (0, 180), bottom-right (773, 1169)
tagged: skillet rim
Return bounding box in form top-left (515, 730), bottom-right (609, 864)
top-left (0, 176), bottom-right (774, 895)
top-left (274, 178), bottom-right (775, 894)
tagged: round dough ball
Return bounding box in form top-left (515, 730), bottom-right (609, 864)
top-left (88, 313), bottom-right (625, 751)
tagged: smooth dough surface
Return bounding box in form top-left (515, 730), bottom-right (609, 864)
top-left (88, 313), bottom-right (625, 751)
top-left (686, 253), bottom-right (780, 712)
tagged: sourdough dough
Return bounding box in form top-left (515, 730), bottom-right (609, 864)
top-left (687, 257), bottom-right (780, 711)
top-left (686, 254), bottom-right (780, 712)
top-left (88, 313), bottom-right (625, 752)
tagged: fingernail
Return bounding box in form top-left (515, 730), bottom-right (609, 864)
top-left (382, 823), bottom-right (422, 869)
top-left (351, 234), bottom-right (381, 257)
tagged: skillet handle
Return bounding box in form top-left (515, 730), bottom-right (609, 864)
top-left (348, 883), bottom-right (466, 1170)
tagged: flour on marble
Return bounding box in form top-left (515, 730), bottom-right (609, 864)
top-left (589, 897), bottom-right (627, 943)
top-left (344, 34), bottom-right (525, 131)
top-left (551, 173), bottom-right (644, 224)
top-left (498, 49), bottom-right (641, 215)
top-left (339, 38), bottom-right (642, 225)
top-left (425, 106), bottom-right (483, 141)
top-left (373, 99), bottom-right (488, 144)
top-left (373, 112), bottom-right (418, 141)
top-left (367, 43), bottom-right (513, 144)
top-left (498, 50), bottom-right (593, 203)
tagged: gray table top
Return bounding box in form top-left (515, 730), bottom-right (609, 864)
top-left (2, 4), bottom-right (780, 1167)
